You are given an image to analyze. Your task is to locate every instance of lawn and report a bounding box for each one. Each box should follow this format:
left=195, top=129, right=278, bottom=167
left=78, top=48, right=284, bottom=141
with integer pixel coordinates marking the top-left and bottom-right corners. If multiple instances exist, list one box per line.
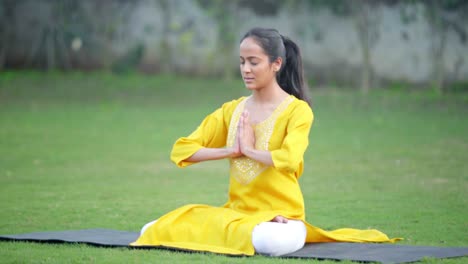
left=0, top=72, right=467, bottom=263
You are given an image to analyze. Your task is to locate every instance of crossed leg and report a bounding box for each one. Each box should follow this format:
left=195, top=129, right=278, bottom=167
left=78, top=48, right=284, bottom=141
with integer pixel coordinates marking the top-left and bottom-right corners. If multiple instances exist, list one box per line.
left=251, top=219, right=307, bottom=256
left=139, top=218, right=306, bottom=256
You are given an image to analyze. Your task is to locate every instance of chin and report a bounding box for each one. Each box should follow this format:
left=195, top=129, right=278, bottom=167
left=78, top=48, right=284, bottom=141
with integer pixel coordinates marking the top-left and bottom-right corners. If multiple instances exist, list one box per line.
left=244, top=83, right=257, bottom=90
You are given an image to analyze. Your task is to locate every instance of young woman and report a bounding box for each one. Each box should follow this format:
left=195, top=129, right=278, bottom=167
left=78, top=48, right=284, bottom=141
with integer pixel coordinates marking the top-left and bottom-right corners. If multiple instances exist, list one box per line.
left=131, top=28, right=397, bottom=256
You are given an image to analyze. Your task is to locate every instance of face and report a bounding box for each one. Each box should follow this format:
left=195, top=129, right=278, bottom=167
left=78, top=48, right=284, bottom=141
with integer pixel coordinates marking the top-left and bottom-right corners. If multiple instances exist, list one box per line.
left=239, top=37, right=282, bottom=91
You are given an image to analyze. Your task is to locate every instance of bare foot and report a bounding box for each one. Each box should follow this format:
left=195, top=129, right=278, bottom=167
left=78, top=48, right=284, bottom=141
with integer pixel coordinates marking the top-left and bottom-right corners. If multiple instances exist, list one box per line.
left=271, top=215, right=288, bottom=223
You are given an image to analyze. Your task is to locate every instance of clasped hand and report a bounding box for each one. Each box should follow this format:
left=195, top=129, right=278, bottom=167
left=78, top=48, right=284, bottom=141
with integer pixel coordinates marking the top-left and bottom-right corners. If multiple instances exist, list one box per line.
left=230, top=110, right=255, bottom=158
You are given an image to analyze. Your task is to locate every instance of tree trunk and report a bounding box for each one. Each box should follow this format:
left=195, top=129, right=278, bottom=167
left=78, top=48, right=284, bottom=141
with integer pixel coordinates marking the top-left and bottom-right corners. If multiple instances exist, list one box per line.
left=218, top=1, right=236, bottom=81
left=0, top=17, right=6, bottom=70
left=46, top=27, right=56, bottom=71
left=0, top=31, right=6, bottom=70
left=361, top=27, right=371, bottom=94
left=0, top=0, right=17, bottom=70
left=354, top=0, right=372, bottom=94
left=57, top=30, right=71, bottom=70
left=159, top=0, right=173, bottom=73
left=428, top=0, right=446, bottom=94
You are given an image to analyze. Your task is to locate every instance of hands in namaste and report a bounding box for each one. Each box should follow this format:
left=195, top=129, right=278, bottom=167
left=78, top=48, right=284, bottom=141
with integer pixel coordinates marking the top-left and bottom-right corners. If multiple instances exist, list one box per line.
left=230, top=110, right=255, bottom=158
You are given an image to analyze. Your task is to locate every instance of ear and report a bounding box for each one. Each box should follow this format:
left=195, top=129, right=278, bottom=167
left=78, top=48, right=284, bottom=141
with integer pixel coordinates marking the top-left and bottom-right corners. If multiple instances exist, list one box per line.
left=272, top=57, right=282, bottom=72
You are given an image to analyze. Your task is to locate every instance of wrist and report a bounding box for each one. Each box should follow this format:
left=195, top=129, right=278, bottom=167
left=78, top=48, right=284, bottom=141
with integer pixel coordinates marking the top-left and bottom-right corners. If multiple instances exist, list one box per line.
left=242, top=146, right=255, bottom=158
left=227, top=146, right=241, bottom=158
left=227, top=147, right=236, bottom=157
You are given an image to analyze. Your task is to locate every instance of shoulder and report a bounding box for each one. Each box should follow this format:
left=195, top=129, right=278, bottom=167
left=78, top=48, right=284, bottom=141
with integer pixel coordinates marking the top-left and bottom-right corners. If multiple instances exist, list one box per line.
left=287, top=97, right=313, bottom=120
left=205, top=97, right=246, bottom=124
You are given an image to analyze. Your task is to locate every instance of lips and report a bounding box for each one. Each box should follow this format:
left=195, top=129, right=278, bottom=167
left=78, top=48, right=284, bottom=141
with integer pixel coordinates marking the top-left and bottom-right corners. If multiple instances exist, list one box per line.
left=243, top=77, right=254, bottom=83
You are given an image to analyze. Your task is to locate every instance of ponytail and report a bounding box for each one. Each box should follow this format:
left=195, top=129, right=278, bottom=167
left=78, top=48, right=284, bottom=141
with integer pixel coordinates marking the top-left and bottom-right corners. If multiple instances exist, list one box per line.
left=278, top=35, right=311, bottom=105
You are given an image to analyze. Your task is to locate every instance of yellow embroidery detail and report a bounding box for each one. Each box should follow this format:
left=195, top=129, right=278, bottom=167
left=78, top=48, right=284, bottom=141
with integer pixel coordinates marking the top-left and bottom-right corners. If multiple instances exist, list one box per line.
left=227, top=96, right=294, bottom=185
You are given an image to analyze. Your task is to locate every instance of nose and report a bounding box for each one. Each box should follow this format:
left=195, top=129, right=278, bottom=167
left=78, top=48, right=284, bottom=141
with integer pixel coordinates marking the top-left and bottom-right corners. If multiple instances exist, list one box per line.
left=241, top=63, right=251, bottom=73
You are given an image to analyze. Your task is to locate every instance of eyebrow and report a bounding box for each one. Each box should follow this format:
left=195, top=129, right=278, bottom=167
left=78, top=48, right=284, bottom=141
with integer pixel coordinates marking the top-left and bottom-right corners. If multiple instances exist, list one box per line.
left=239, top=56, right=260, bottom=60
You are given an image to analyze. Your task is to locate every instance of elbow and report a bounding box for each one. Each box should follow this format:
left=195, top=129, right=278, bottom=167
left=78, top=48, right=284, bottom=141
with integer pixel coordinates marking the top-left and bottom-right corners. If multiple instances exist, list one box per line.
left=170, top=149, right=184, bottom=167
left=170, top=140, right=203, bottom=168
left=171, top=155, right=196, bottom=168
left=272, top=155, right=300, bottom=173
left=170, top=153, right=185, bottom=168
left=277, top=162, right=299, bottom=173
left=170, top=147, right=196, bottom=168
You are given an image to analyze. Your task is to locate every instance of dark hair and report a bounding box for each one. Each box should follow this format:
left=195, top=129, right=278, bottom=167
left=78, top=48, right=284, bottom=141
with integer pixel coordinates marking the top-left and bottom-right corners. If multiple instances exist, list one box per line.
left=241, top=27, right=311, bottom=105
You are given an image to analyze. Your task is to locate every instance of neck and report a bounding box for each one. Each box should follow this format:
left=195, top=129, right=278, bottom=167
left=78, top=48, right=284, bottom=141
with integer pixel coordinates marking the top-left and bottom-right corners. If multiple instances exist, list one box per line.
left=251, top=81, right=288, bottom=105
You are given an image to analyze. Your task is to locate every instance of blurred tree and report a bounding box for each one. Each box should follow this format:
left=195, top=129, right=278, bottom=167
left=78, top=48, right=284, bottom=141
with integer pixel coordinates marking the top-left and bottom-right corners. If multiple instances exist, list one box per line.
left=427, top=0, right=448, bottom=94
left=1, top=0, right=466, bottom=88
left=3, top=0, right=139, bottom=71
left=305, top=0, right=380, bottom=93
left=156, top=0, right=195, bottom=74
left=0, top=0, right=17, bottom=70
left=237, top=0, right=283, bottom=16
left=157, top=0, right=173, bottom=73
left=111, top=43, right=144, bottom=74
left=424, top=0, right=468, bottom=93
left=197, top=0, right=239, bottom=80
left=78, top=0, right=139, bottom=70
left=22, top=0, right=84, bottom=70
left=352, top=0, right=380, bottom=94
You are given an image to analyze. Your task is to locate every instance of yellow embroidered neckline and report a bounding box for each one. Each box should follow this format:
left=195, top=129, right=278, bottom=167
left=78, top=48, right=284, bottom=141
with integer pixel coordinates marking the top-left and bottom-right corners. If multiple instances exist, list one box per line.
left=226, top=95, right=294, bottom=185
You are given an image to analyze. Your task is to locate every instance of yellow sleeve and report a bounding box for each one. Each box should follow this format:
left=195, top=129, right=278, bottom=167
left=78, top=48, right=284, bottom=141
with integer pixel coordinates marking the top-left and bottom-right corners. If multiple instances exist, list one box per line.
left=271, top=101, right=313, bottom=173
left=170, top=101, right=236, bottom=168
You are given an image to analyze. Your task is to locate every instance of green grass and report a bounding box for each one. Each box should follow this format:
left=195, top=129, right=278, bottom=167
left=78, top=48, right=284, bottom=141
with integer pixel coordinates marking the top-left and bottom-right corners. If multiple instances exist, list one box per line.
left=0, top=71, right=467, bottom=263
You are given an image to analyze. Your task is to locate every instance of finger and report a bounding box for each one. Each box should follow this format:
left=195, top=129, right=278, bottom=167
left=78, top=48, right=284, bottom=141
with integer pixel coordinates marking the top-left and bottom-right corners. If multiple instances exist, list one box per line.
left=239, top=115, right=244, bottom=131
left=238, top=117, right=244, bottom=147
left=243, top=112, right=249, bottom=125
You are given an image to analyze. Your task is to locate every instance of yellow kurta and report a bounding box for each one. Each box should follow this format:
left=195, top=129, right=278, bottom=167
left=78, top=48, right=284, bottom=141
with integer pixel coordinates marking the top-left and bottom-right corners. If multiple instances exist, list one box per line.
left=131, top=95, right=399, bottom=255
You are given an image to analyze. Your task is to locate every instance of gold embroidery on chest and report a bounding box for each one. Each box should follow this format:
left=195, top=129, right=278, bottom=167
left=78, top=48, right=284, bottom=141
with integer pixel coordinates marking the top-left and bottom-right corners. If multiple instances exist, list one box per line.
left=226, top=96, right=294, bottom=185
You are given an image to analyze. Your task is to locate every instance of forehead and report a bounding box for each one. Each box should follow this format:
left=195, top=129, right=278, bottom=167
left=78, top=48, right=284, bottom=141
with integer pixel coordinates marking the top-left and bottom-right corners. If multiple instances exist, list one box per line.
left=240, top=37, right=267, bottom=58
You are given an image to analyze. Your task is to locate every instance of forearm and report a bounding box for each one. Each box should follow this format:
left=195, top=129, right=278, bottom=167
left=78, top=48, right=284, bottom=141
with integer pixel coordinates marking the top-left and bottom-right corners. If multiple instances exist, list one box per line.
left=242, top=148, right=274, bottom=166
left=185, top=147, right=235, bottom=162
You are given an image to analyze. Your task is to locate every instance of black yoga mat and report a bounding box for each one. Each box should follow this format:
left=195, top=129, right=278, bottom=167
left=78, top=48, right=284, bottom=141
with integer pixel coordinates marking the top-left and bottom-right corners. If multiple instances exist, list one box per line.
left=1, top=229, right=467, bottom=263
